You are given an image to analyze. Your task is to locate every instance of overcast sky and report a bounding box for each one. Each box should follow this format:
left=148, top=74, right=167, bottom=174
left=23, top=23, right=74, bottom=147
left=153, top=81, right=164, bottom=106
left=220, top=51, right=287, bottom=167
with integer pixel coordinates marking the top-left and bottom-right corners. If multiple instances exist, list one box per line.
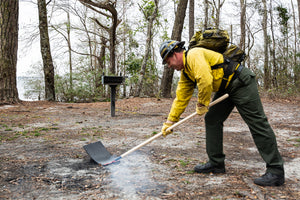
left=18, top=1, right=40, bottom=77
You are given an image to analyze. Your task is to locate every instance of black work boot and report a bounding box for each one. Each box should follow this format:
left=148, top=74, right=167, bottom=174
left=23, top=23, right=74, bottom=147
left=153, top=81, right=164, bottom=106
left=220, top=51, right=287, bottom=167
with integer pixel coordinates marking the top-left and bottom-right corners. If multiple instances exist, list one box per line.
left=254, top=172, right=285, bottom=186
left=194, top=162, right=225, bottom=174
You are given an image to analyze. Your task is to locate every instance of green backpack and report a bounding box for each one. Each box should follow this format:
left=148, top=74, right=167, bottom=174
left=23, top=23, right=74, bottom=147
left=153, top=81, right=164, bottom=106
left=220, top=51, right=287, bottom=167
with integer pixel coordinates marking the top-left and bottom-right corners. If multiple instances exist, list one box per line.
left=186, top=28, right=246, bottom=90
left=188, top=28, right=229, bottom=53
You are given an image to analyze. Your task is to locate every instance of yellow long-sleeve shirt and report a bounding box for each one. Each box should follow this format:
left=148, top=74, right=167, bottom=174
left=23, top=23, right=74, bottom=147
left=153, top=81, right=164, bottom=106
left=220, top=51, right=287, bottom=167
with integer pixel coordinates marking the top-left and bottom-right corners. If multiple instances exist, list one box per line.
left=167, top=47, right=234, bottom=122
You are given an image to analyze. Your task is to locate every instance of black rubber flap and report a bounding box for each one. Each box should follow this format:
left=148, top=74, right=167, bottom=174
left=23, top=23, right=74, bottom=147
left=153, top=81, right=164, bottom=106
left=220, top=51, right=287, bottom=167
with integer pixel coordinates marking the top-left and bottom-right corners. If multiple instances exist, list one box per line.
left=83, top=141, right=115, bottom=165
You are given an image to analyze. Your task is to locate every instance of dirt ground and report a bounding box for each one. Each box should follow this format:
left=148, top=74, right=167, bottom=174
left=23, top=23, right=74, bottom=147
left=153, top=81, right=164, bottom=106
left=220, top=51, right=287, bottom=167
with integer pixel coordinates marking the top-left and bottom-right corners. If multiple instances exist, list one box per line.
left=0, top=96, right=299, bottom=200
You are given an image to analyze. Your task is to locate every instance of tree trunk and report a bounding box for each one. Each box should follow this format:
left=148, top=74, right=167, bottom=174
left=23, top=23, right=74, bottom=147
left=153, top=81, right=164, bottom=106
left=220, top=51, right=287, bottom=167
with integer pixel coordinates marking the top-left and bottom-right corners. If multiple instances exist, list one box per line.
left=66, top=10, right=73, bottom=101
left=269, top=0, right=277, bottom=88
left=96, top=37, right=107, bottom=88
left=0, top=0, right=19, bottom=103
left=298, top=0, right=300, bottom=31
left=212, top=0, right=225, bottom=28
left=135, top=0, right=158, bottom=97
left=291, top=0, right=299, bottom=89
left=262, top=0, right=270, bottom=89
left=276, top=5, right=290, bottom=88
left=204, top=0, right=209, bottom=29
left=189, top=0, right=194, bottom=40
left=160, top=0, right=188, bottom=98
left=239, top=0, right=246, bottom=51
left=37, top=0, right=55, bottom=101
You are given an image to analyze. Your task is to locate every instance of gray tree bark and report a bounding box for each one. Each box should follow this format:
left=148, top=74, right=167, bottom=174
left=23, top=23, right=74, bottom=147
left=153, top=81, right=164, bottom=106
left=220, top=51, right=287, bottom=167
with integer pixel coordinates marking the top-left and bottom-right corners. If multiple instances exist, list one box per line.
left=0, top=0, right=19, bottom=103
left=204, top=0, right=209, bottom=29
left=298, top=0, right=300, bottom=31
left=269, top=0, right=277, bottom=88
left=189, top=0, right=194, bottom=40
left=239, top=0, right=246, bottom=51
left=262, top=0, right=270, bottom=89
left=37, top=0, right=56, bottom=101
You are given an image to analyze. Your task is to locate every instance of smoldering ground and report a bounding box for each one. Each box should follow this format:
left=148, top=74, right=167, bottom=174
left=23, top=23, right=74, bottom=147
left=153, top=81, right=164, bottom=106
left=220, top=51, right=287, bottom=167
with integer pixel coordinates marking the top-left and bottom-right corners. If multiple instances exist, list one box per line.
left=106, top=151, right=171, bottom=199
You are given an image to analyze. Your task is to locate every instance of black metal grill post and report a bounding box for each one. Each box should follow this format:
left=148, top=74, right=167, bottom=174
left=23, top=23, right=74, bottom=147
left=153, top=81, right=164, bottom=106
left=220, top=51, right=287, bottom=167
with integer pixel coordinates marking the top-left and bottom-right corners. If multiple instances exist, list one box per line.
left=110, top=85, right=117, bottom=117
left=102, top=75, right=125, bottom=117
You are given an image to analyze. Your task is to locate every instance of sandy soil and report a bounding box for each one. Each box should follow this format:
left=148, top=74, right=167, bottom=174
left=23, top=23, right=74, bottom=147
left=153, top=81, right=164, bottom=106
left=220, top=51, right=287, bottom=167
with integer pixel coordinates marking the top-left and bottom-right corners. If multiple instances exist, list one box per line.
left=0, top=97, right=299, bottom=199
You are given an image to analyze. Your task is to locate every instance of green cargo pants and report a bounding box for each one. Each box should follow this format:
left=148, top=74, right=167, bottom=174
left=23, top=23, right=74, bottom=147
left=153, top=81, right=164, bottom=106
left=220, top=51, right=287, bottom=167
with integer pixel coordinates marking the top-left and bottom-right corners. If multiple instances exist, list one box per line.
left=204, top=67, right=284, bottom=175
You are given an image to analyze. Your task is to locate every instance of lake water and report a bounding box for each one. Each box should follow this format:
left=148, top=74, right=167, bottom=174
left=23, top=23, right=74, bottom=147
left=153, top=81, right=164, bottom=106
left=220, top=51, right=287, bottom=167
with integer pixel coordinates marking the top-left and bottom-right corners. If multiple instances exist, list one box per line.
left=17, top=76, right=43, bottom=101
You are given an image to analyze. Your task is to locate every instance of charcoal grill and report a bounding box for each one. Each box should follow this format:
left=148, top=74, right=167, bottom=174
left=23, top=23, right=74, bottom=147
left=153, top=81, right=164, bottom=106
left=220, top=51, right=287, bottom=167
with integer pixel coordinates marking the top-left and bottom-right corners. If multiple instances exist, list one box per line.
left=102, top=75, right=125, bottom=117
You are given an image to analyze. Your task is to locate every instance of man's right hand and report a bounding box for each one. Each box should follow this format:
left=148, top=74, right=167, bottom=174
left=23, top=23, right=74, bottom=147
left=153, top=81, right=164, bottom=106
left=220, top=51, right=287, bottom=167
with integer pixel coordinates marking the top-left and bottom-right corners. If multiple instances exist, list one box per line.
left=161, top=122, right=174, bottom=137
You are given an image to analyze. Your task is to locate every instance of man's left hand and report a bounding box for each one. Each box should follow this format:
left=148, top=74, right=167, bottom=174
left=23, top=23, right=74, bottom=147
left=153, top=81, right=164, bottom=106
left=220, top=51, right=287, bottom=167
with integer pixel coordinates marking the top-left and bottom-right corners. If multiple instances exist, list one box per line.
left=161, top=121, right=174, bottom=137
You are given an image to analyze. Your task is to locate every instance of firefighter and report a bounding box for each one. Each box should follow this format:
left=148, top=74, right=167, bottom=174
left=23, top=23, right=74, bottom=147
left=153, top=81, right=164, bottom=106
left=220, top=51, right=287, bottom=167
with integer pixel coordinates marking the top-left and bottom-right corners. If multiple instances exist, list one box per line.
left=159, top=40, right=284, bottom=186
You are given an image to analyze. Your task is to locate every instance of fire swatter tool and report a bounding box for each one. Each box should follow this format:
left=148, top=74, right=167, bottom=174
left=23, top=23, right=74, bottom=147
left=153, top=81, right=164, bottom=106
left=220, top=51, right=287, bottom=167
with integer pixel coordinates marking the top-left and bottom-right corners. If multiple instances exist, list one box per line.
left=83, top=94, right=229, bottom=166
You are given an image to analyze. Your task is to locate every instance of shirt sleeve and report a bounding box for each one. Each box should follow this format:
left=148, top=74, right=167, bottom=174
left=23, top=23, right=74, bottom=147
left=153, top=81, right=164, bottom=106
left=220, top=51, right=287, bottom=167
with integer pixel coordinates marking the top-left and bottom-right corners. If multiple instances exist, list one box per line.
left=167, top=72, right=195, bottom=122
left=187, top=49, right=214, bottom=107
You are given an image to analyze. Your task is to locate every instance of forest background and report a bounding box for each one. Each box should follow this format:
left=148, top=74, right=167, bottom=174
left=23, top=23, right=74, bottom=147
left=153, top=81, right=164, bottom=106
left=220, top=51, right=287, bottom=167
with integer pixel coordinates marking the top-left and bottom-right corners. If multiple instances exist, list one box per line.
left=1, top=0, right=300, bottom=103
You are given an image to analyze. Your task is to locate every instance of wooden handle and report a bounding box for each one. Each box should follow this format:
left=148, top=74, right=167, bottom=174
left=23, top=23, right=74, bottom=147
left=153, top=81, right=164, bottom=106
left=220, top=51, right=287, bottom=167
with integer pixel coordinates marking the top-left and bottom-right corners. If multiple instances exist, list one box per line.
left=208, top=93, right=229, bottom=107
left=120, top=93, right=229, bottom=158
left=166, top=93, right=229, bottom=131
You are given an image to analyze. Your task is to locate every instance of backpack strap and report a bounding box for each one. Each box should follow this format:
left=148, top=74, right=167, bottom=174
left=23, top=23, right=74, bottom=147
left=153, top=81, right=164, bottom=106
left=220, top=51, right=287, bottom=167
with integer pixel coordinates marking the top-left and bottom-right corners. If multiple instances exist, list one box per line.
left=211, top=57, right=230, bottom=70
left=211, top=56, right=239, bottom=91
left=218, top=60, right=236, bottom=91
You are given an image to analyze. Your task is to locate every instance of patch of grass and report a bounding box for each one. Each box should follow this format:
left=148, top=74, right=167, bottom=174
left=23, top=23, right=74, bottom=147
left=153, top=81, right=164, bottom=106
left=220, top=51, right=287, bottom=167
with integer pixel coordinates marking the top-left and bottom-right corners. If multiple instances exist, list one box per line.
left=81, top=133, right=90, bottom=137
left=0, top=132, right=20, bottom=142
left=7, top=135, right=19, bottom=141
left=34, top=132, right=41, bottom=137
left=186, top=170, right=194, bottom=174
left=1, top=124, right=8, bottom=128
left=287, top=138, right=300, bottom=146
left=32, top=126, right=60, bottom=133
left=179, top=160, right=189, bottom=167
left=152, top=131, right=158, bottom=135
left=39, top=127, right=49, bottom=131
left=183, top=180, right=191, bottom=184
left=0, top=126, right=53, bottom=142
left=20, top=131, right=29, bottom=136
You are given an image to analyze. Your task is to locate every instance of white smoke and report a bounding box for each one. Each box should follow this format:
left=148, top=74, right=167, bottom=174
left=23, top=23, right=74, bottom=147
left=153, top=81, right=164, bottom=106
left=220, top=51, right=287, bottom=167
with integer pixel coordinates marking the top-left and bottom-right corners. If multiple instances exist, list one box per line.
left=107, top=151, right=158, bottom=199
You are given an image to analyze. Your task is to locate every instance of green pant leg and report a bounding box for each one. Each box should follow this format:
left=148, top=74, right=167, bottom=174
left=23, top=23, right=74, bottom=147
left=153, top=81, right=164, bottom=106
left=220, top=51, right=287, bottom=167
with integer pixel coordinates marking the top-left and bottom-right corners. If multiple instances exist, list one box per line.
left=229, top=68, right=284, bottom=175
left=204, top=93, right=234, bottom=166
